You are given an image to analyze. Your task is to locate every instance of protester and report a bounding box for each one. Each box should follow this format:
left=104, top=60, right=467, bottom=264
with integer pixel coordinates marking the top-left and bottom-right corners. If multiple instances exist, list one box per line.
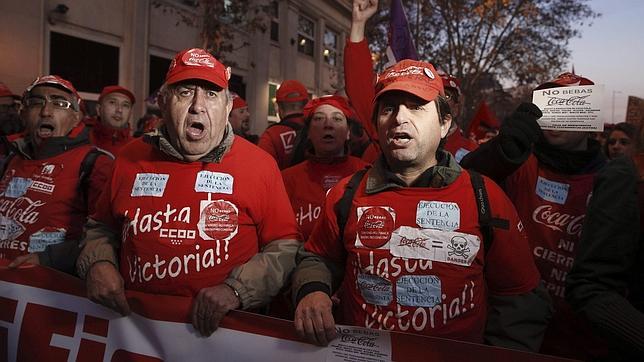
left=89, top=85, right=135, bottom=156
left=75, top=48, right=300, bottom=337
left=439, top=72, right=478, bottom=162
left=282, top=95, right=368, bottom=240
left=566, top=156, right=643, bottom=360
left=292, top=3, right=551, bottom=350
left=229, top=93, right=258, bottom=144
left=258, top=79, right=308, bottom=169
left=0, top=82, right=22, bottom=137
left=1, top=75, right=113, bottom=274
left=461, top=72, right=608, bottom=359
left=605, top=122, right=637, bottom=159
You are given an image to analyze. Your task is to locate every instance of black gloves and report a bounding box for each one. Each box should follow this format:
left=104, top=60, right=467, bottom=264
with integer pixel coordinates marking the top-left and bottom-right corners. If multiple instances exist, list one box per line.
left=499, top=102, right=543, bottom=159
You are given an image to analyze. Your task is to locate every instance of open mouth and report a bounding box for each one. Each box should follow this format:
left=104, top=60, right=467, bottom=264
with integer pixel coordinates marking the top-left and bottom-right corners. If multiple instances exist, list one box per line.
left=186, top=121, right=206, bottom=141
left=389, top=131, right=412, bottom=145
left=37, top=123, right=55, bottom=138
left=322, top=134, right=335, bottom=141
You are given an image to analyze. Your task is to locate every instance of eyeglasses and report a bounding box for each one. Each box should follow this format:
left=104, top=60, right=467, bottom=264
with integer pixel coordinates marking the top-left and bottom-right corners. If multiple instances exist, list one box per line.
left=24, top=95, right=76, bottom=110
left=607, top=138, right=631, bottom=146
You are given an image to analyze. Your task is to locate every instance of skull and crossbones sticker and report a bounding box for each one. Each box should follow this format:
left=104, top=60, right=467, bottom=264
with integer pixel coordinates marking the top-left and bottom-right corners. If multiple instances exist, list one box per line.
left=448, top=236, right=470, bottom=258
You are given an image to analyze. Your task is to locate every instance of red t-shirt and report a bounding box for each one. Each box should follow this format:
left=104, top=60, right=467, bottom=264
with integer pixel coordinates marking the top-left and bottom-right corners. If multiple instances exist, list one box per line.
left=444, top=130, right=478, bottom=163
left=282, top=156, right=368, bottom=240
left=93, top=137, right=300, bottom=297
left=257, top=116, right=305, bottom=170
left=0, top=144, right=111, bottom=260
left=304, top=170, right=539, bottom=342
left=89, top=120, right=133, bottom=157
left=505, top=154, right=605, bottom=358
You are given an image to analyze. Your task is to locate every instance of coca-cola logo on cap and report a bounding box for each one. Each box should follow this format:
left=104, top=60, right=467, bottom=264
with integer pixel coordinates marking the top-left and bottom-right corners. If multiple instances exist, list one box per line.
left=182, top=48, right=215, bottom=68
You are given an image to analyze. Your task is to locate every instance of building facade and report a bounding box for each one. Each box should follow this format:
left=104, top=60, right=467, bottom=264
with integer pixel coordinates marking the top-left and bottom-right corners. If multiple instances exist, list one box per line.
left=0, top=0, right=352, bottom=134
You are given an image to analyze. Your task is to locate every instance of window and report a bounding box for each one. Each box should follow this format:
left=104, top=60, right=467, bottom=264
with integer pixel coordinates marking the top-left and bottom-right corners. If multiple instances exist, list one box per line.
left=49, top=32, right=119, bottom=94
left=323, top=28, right=339, bottom=66
left=297, top=15, right=315, bottom=57
left=270, top=1, right=279, bottom=42
left=268, top=82, right=278, bottom=119
left=149, top=55, right=172, bottom=96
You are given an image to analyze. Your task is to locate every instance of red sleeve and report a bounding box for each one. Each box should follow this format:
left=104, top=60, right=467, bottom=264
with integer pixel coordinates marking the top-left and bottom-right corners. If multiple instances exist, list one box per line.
left=303, top=178, right=348, bottom=263
left=87, top=154, right=113, bottom=217
left=344, top=39, right=378, bottom=143
left=483, top=177, right=541, bottom=295
left=257, top=129, right=278, bottom=160
left=89, top=159, right=119, bottom=231
left=256, top=161, right=301, bottom=246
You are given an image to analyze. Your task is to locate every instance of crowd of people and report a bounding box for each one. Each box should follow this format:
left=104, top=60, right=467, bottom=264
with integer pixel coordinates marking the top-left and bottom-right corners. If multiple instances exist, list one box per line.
left=0, top=0, right=642, bottom=360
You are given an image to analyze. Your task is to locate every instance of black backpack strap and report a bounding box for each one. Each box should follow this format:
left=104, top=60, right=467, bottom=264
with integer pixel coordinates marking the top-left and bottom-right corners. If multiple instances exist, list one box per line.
left=0, top=152, right=16, bottom=178
left=78, top=148, right=109, bottom=205
left=334, top=167, right=370, bottom=241
left=468, top=170, right=509, bottom=253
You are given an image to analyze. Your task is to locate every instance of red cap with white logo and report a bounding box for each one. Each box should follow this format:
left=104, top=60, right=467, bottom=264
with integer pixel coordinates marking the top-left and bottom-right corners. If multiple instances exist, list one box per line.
left=165, top=48, right=230, bottom=89
left=25, top=75, right=81, bottom=106
left=534, top=72, right=594, bottom=90
left=374, top=60, right=445, bottom=103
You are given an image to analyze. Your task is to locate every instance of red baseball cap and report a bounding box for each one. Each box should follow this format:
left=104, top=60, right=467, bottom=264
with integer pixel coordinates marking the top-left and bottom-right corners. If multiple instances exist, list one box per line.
left=374, top=60, right=444, bottom=103
left=303, top=95, right=355, bottom=121
left=25, top=75, right=81, bottom=108
left=0, top=82, right=18, bottom=98
left=231, top=93, right=247, bottom=110
left=165, top=48, right=230, bottom=89
left=99, top=85, right=136, bottom=104
left=534, top=72, right=594, bottom=90
left=438, top=71, right=461, bottom=96
left=276, top=80, right=308, bottom=102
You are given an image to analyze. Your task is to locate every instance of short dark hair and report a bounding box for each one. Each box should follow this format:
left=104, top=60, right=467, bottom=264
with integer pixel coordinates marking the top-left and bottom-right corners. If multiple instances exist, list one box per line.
left=277, top=100, right=307, bottom=114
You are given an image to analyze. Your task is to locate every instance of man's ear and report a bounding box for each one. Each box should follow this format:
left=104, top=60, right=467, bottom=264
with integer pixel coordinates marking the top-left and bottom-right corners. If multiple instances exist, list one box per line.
left=95, top=103, right=102, bottom=117
left=441, top=114, right=452, bottom=138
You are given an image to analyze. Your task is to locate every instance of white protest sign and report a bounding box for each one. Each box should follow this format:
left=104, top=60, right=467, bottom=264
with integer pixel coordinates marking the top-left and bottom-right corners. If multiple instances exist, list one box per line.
left=532, top=84, right=604, bottom=131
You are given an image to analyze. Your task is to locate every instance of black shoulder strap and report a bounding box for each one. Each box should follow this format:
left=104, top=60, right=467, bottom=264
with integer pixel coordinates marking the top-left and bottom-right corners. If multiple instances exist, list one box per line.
left=335, top=167, right=370, bottom=241
left=0, top=152, right=16, bottom=178
left=78, top=148, right=107, bottom=205
left=468, top=170, right=509, bottom=253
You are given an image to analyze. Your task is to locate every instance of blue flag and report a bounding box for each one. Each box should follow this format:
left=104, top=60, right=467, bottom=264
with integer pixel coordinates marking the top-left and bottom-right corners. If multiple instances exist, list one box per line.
left=388, top=0, right=419, bottom=62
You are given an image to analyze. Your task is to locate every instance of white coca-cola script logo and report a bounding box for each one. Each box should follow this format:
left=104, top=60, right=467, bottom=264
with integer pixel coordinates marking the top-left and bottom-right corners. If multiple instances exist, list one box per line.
left=0, top=196, right=46, bottom=227
left=531, top=205, right=584, bottom=237
left=183, top=50, right=215, bottom=68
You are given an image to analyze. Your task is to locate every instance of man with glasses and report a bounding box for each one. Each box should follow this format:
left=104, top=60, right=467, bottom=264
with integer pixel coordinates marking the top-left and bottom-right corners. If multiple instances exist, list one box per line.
left=75, top=48, right=300, bottom=337
left=1, top=75, right=113, bottom=273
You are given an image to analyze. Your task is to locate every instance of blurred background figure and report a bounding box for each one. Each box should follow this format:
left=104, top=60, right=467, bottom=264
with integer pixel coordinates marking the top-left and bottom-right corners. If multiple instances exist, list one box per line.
left=605, top=122, right=637, bottom=160
left=0, top=82, right=23, bottom=137
left=229, top=92, right=258, bottom=144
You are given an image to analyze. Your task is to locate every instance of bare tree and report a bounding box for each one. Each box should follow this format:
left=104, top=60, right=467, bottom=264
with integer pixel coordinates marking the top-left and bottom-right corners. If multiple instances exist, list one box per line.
left=364, top=0, right=599, bottom=126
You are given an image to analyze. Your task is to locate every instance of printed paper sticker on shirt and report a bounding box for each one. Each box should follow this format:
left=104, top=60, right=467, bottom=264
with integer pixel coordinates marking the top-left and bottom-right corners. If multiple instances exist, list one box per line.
left=5, top=177, right=32, bottom=198
left=195, top=171, right=234, bottom=194
left=454, top=148, right=470, bottom=163
left=357, top=273, right=393, bottom=306
left=131, top=173, right=169, bottom=197
left=28, top=227, right=66, bottom=253
left=416, top=201, right=460, bottom=231
left=535, top=176, right=569, bottom=204
left=198, top=199, right=239, bottom=242
left=389, top=226, right=480, bottom=267
left=0, top=215, right=26, bottom=242
left=355, top=206, right=396, bottom=249
left=396, top=275, right=442, bottom=307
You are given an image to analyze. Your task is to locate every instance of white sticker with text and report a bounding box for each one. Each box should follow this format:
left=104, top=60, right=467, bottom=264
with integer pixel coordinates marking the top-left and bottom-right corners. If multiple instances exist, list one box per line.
left=389, top=226, right=480, bottom=267
left=416, top=201, right=460, bottom=231
left=5, top=177, right=32, bottom=198
left=195, top=171, right=234, bottom=194
left=532, top=84, right=604, bottom=131
left=131, top=173, right=169, bottom=197
left=535, top=176, right=569, bottom=205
